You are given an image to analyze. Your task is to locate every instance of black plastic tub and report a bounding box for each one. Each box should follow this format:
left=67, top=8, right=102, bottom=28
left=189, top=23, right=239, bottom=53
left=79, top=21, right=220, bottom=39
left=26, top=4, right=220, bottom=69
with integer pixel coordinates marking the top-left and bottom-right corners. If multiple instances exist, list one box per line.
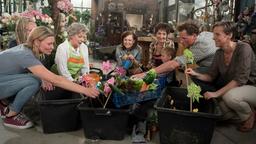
left=78, top=98, right=130, bottom=140
left=38, top=88, right=84, bottom=134
left=155, top=87, right=222, bottom=144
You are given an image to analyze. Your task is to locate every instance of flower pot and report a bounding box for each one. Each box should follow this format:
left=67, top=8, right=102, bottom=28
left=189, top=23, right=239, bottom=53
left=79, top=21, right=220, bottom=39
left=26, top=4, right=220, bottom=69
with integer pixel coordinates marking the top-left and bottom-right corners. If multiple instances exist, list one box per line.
left=154, top=87, right=222, bottom=144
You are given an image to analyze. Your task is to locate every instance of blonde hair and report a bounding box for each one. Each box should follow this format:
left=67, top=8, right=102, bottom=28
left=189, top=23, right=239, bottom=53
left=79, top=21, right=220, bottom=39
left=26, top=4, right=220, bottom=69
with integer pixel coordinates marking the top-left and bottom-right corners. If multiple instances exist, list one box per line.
left=25, top=26, right=54, bottom=58
left=161, top=46, right=176, bottom=60
left=54, top=13, right=66, bottom=36
left=15, top=17, right=36, bottom=44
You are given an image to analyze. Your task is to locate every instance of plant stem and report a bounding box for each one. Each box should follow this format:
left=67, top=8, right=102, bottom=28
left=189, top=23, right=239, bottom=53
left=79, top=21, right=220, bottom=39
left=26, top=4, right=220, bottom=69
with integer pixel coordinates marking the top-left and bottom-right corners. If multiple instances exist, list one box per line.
left=185, top=63, right=192, bottom=112
left=103, top=91, right=112, bottom=108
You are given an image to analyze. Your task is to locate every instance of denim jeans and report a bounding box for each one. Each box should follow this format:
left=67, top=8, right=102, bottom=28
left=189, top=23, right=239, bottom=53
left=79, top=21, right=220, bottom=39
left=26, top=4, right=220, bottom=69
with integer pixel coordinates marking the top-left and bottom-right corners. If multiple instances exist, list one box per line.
left=0, top=74, right=41, bottom=113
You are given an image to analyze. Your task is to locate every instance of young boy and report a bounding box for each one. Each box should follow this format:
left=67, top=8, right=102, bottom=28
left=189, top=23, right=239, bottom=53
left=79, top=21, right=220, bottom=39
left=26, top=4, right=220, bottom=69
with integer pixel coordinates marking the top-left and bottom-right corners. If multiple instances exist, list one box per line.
left=158, top=46, right=178, bottom=89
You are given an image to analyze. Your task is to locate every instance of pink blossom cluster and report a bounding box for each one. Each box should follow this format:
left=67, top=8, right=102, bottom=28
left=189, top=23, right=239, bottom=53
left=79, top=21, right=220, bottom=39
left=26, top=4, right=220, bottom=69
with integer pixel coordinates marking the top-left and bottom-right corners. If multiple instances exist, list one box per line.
left=0, top=12, right=20, bottom=30
left=104, top=77, right=115, bottom=96
left=114, top=67, right=126, bottom=77
left=57, top=0, right=73, bottom=14
left=20, top=10, right=53, bottom=26
left=101, top=60, right=112, bottom=75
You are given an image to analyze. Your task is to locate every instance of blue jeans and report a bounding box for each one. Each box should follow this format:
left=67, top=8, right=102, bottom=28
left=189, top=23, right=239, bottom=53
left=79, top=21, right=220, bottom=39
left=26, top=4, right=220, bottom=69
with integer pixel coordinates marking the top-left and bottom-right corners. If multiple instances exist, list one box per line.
left=0, top=74, right=41, bottom=113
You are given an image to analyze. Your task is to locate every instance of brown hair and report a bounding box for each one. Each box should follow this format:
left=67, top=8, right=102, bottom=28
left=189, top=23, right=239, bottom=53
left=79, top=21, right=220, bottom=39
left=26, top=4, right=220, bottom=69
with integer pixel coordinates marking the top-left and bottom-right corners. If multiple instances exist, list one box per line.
left=212, top=21, right=237, bottom=40
left=154, top=22, right=173, bottom=35
left=121, top=31, right=138, bottom=50
left=177, top=21, right=199, bottom=35
left=25, top=26, right=54, bottom=58
left=54, top=13, right=66, bottom=37
left=15, top=17, right=36, bottom=44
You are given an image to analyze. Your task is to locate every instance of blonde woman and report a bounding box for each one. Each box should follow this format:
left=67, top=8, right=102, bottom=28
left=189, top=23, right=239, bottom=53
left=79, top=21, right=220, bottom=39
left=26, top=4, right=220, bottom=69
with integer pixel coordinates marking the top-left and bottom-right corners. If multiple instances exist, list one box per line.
left=8, top=17, right=37, bottom=48
left=0, top=26, right=99, bottom=129
left=55, top=13, right=67, bottom=46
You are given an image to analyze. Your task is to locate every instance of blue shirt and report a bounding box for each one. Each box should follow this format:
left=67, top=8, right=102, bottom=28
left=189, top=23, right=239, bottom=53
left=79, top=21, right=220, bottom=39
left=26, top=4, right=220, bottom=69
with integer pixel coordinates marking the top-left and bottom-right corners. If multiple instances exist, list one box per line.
left=115, top=44, right=142, bottom=66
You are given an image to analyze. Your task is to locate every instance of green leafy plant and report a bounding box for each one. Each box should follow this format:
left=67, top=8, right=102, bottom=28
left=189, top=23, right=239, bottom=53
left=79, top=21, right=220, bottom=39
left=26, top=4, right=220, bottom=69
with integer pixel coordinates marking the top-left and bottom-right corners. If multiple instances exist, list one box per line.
left=41, top=6, right=52, bottom=17
left=183, top=48, right=203, bottom=112
left=187, top=82, right=203, bottom=103
left=143, top=69, right=157, bottom=85
left=74, top=10, right=81, bottom=21
left=183, top=49, right=194, bottom=64
left=81, top=10, right=91, bottom=25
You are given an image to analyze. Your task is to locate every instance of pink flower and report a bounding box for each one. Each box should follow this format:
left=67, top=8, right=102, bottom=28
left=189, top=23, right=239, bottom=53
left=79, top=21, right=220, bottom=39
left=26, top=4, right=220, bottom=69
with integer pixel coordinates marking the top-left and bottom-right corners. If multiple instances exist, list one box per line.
left=114, top=67, right=126, bottom=77
left=103, top=83, right=111, bottom=96
left=82, top=75, right=94, bottom=87
left=20, top=10, right=53, bottom=26
left=101, top=60, right=112, bottom=74
left=103, top=77, right=115, bottom=96
left=57, top=0, right=73, bottom=14
left=106, top=77, right=115, bottom=85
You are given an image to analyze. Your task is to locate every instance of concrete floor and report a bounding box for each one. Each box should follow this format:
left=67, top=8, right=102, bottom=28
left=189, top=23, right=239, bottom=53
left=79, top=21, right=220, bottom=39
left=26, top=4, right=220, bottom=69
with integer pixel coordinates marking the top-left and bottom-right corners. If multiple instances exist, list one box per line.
left=0, top=58, right=256, bottom=144
left=0, top=114, right=256, bottom=144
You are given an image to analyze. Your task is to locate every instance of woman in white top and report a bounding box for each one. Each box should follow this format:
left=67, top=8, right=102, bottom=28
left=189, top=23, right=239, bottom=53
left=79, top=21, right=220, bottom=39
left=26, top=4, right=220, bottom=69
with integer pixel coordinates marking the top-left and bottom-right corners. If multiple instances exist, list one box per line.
left=54, top=23, right=90, bottom=81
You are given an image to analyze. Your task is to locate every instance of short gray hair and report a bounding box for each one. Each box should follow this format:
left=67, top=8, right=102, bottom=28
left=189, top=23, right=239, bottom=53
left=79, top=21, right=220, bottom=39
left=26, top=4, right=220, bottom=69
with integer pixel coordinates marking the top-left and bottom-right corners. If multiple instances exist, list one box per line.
left=67, top=23, right=88, bottom=38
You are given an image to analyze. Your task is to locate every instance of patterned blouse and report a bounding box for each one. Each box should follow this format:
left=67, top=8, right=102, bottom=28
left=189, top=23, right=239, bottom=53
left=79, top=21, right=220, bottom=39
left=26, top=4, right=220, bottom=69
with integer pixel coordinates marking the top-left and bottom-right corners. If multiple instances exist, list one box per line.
left=147, top=40, right=175, bottom=69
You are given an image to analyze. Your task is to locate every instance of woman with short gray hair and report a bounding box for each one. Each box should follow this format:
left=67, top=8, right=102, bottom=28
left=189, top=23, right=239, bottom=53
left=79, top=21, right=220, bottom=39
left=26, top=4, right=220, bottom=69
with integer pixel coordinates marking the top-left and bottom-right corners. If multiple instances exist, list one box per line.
left=67, top=23, right=89, bottom=39
left=54, top=23, right=90, bottom=81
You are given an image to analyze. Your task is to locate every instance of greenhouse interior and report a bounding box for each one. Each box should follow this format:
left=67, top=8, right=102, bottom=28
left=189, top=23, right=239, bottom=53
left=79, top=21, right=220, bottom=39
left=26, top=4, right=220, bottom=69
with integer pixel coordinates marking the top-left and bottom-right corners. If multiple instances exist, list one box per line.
left=0, top=0, right=256, bottom=144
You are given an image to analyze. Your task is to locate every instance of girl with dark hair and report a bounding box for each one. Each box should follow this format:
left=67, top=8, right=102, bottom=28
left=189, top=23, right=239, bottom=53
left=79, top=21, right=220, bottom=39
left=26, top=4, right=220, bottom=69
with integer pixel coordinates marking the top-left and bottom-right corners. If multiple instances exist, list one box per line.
left=147, top=22, right=175, bottom=69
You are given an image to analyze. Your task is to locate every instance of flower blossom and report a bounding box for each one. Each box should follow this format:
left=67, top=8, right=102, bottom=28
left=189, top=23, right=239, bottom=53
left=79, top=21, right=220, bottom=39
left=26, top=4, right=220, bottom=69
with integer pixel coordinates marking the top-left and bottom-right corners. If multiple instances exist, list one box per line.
left=57, top=0, right=73, bottom=14
left=101, top=60, right=112, bottom=75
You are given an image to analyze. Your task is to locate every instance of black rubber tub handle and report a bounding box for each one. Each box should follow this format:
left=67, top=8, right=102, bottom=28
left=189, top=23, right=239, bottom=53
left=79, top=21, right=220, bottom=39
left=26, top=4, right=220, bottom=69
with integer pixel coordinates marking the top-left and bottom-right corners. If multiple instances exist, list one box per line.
left=95, top=110, right=112, bottom=116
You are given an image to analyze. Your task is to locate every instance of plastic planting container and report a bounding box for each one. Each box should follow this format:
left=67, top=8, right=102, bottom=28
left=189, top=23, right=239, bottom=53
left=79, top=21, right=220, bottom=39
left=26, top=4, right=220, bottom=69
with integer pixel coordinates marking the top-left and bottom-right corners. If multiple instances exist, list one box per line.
left=38, top=88, right=83, bottom=134
left=155, top=87, right=222, bottom=144
left=78, top=99, right=130, bottom=140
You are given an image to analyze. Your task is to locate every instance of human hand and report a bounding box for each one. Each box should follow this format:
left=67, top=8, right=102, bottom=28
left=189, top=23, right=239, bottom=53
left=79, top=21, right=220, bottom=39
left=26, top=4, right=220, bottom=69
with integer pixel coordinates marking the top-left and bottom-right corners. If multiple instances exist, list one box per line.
left=204, top=91, right=219, bottom=100
left=131, top=72, right=145, bottom=79
left=185, top=68, right=197, bottom=76
left=83, top=87, right=100, bottom=98
left=122, top=54, right=128, bottom=60
left=41, top=80, right=54, bottom=91
left=128, top=54, right=135, bottom=60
